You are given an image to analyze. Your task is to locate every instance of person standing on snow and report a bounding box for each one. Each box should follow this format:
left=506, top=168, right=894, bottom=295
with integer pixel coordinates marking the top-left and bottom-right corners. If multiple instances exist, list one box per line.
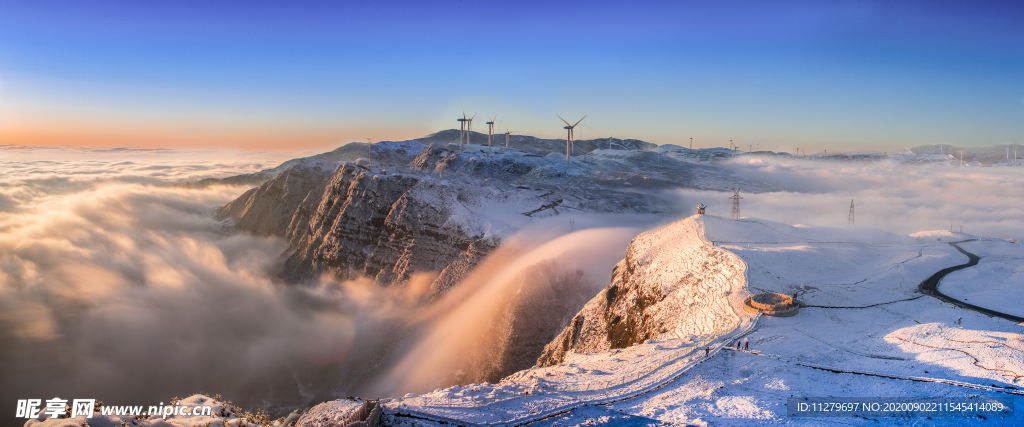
left=705, top=347, right=710, bottom=357
left=745, top=340, right=749, bottom=350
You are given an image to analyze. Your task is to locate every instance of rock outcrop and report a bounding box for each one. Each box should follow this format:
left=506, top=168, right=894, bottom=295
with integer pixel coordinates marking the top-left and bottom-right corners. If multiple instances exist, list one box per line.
left=536, top=215, right=749, bottom=366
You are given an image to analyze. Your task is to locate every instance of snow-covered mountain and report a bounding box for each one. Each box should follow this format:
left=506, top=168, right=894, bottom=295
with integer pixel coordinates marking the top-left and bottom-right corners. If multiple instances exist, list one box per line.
left=216, top=135, right=772, bottom=291
left=536, top=215, right=752, bottom=366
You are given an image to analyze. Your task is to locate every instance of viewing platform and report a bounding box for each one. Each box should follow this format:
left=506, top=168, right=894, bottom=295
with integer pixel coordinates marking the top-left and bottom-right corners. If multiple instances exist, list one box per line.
left=743, top=292, right=800, bottom=317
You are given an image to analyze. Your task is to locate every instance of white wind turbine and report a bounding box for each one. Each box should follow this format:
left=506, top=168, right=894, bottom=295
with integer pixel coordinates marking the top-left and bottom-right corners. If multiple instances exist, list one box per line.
left=504, top=125, right=513, bottom=148
left=466, top=113, right=477, bottom=147
left=558, top=115, right=586, bottom=166
left=486, top=114, right=497, bottom=155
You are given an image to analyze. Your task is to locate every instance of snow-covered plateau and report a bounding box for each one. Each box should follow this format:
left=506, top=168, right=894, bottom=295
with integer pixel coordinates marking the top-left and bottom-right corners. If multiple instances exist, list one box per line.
left=372, top=216, right=1024, bottom=426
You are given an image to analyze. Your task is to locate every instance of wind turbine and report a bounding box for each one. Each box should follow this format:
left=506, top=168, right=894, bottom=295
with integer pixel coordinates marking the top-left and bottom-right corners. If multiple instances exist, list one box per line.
left=457, top=103, right=469, bottom=150
left=466, top=113, right=477, bottom=147
left=504, top=125, right=513, bottom=148
left=558, top=114, right=587, bottom=166
left=486, top=114, right=497, bottom=155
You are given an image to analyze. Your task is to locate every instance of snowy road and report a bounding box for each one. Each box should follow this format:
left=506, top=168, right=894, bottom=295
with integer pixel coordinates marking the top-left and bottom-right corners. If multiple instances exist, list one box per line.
left=919, top=241, right=1024, bottom=324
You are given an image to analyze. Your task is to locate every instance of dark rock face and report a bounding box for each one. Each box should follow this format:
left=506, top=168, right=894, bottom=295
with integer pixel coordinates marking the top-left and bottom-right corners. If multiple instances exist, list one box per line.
left=535, top=257, right=667, bottom=367
left=216, top=162, right=336, bottom=242
left=218, top=163, right=501, bottom=294
left=284, top=164, right=499, bottom=292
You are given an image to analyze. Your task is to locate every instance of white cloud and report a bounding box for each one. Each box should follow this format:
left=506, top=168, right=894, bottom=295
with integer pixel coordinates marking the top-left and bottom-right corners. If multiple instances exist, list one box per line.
left=669, top=157, right=1024, bottom=240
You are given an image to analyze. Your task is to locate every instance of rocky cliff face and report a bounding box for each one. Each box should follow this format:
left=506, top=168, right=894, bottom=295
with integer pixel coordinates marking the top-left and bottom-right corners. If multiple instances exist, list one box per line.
left=218, top=162, right=496, bottom=293
left=216, top=140, right=665, bottom=294
left=280, top=163, right=506, bottom=292
left=536, top=216, right=749, bottom=366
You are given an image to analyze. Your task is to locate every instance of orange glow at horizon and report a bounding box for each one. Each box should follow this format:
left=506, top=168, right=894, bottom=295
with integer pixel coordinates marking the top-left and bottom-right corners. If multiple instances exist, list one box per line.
left=0, top=121, right=428, bottom=151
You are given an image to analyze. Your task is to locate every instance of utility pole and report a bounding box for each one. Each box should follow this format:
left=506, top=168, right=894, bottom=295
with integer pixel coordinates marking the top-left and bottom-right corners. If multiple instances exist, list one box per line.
left=730, top=188, right=743, bottom=220
left=848, top=199, right=855, bottom=226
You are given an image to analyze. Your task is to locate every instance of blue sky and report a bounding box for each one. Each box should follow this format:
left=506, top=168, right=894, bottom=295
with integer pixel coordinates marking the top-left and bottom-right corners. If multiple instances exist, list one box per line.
left=0, top=0, right=1021, bottom=151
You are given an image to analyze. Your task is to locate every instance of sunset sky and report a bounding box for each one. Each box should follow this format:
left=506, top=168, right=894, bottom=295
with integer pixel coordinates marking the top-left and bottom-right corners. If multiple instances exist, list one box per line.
left=0, top=0, right=1021, bottom=152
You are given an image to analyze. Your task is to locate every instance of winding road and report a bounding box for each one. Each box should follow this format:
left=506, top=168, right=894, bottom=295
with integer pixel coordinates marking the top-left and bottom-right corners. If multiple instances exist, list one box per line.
left=918, top=240, right=1024, bottom=323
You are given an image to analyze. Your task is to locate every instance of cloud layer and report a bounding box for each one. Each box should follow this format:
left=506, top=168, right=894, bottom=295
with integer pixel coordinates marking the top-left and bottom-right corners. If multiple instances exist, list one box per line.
left=671, top=157, right=1024, bottom=241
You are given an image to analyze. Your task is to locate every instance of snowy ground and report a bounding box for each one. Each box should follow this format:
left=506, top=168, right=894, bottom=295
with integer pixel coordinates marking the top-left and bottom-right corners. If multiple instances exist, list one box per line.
left=940, top=239, right=1024, bottom=318
left=371, top=215, right=1024, bottom=426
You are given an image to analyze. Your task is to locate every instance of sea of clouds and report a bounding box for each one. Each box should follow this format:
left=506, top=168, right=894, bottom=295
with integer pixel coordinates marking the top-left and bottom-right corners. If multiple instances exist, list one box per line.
left=673, top=155, right=1024, bottom=241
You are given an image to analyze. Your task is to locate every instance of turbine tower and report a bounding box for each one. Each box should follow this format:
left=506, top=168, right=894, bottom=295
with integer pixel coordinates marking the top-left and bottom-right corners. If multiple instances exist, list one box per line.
left=466, top=113, right=477, bottom=147
left=457, top=103, right=469, bottom=150
left=558, top=114, right=587, bottom=166
left=486, top=114, right=497, bottom=155
left=729, top=188, right=743, bottom=219
left=504, top=126, right=513, bottom=148
left=848, top=199, right=855, bottom=226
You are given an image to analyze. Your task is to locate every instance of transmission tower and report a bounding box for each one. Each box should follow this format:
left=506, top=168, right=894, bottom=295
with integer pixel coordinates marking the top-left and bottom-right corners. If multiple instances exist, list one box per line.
left=729, top=188, right=743, bottom=219
left=848, top=199, right=855, bottom=226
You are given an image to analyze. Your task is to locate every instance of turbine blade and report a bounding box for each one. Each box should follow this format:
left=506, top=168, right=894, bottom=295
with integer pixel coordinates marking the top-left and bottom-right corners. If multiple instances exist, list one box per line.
left=461, top=102, right=465, bottom=116
left=573, top=115, right=587, bottom=127
left=557, top=115, right=571, bottom=127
